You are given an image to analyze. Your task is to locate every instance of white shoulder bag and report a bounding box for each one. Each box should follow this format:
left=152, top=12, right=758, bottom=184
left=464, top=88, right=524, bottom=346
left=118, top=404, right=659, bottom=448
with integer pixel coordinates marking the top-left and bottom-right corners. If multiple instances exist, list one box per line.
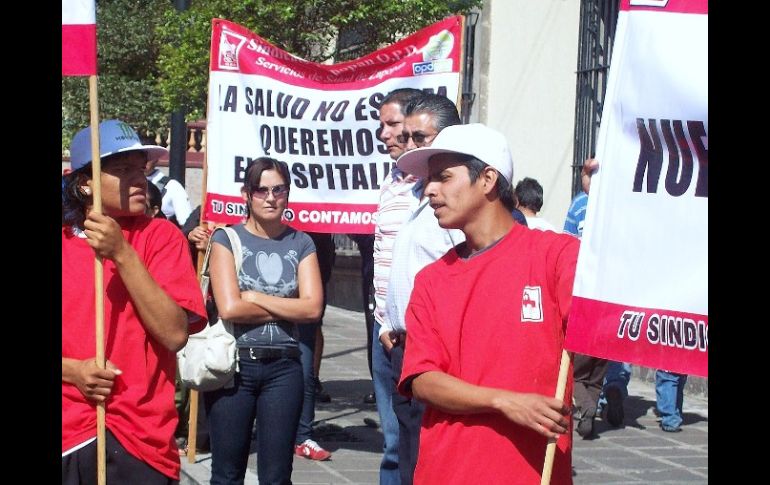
left=177, top=226, right=241, bottom=391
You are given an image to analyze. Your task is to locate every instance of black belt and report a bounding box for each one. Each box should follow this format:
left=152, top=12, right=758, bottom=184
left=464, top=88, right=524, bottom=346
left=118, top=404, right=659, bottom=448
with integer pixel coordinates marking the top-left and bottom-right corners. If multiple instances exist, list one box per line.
left=239, top=347, right=301, bottom=361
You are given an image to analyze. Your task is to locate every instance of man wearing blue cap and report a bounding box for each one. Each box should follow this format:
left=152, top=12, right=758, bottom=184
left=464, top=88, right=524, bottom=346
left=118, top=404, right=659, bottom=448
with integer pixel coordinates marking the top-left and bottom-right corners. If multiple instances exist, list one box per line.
left=61, top=120, right=207, bottom=484
left=396, top=123, right=577, bottom=484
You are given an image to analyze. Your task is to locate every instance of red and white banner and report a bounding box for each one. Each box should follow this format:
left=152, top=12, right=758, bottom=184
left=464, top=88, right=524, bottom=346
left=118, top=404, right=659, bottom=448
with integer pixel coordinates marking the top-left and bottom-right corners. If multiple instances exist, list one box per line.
left=204, top=17, right=463, bottom=233
left=565, top=0, right=708, bottom=377
left=62, top=0, right=96, bottom=76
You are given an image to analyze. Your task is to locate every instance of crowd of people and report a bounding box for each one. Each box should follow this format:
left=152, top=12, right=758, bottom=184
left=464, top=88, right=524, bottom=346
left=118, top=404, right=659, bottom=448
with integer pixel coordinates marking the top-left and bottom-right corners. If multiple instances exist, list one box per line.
left=62, top=89, right=692, bottom=484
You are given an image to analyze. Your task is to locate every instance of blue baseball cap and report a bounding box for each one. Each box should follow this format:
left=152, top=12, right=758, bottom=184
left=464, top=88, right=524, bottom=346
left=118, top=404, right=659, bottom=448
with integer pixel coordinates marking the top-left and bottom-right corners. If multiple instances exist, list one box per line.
left=69, top=119, right=169, bottom=171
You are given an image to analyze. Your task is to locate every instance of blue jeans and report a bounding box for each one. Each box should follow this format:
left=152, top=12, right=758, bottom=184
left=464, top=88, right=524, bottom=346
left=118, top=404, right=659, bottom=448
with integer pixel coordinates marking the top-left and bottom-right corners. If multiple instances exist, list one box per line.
left=598, top=361, right=631, bottom=410
left=205, top=356, right=303, bottom=485
left=656, top=370, right=688, bottom=429
left=373, top=322, right=401, bottom=485
left=295, top=321, right=319, bottom=444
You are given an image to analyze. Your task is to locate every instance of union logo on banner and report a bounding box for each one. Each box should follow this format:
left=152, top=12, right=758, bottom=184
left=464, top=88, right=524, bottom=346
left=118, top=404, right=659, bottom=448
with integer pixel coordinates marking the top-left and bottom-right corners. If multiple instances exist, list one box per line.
left=412, top=30, right=455, bottom=76
left=218, top=28, right=247, bottom=71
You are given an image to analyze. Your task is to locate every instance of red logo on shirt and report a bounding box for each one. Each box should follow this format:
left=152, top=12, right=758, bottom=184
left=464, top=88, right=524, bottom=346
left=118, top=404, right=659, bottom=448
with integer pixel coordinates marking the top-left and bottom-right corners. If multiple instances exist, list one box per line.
left=521, top=286, right=543, bottom=322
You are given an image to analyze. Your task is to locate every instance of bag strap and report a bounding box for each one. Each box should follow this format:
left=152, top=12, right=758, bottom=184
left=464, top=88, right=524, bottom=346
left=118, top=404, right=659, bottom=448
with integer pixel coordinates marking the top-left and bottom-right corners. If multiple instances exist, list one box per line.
left=199, top=226, right=243, bottom=298
left=221, top=226, right=244, bottom=273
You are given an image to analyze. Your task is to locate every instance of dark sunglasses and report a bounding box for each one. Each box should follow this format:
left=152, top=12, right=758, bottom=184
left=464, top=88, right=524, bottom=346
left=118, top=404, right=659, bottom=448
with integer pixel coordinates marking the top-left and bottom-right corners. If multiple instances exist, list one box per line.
left=251, top=184, right=289, bottom=199
left=396, top=132, right=437, bottom=145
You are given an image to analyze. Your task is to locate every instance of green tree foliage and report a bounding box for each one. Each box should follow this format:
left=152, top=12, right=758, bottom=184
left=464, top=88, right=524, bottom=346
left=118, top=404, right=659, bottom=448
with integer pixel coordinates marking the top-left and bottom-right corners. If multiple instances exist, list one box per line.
left=62, top=0, right=173, bottom=150
left=62, top=0, right=482, bottom=151
left=156, top=0, right=481, bottom=120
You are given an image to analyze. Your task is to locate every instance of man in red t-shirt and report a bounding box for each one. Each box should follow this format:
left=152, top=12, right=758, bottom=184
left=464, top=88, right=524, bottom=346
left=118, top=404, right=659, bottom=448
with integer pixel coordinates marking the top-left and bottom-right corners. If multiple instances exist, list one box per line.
left=395, top=123, right=577, bottom=485
left=62, top=120, right=207, bottom=484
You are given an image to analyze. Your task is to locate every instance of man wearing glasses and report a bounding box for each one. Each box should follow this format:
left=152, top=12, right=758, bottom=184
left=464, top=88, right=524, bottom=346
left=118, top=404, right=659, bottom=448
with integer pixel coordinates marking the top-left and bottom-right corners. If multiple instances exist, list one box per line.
left=380, top=92, right=463, bottom=485
left=398, top=94, right=454, bottom=150
left=399, top=97, right=529, bottom=226
left=371, top=87, right=425, bottom=485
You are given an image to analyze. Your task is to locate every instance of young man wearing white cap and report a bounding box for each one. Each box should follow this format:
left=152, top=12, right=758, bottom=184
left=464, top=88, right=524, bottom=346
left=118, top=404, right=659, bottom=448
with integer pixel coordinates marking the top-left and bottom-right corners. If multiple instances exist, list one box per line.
left=396, top=123, right=578, bottom=484
left=62, top=120, right=207, bottom=484
left=381, top=93, right=464, bottom=485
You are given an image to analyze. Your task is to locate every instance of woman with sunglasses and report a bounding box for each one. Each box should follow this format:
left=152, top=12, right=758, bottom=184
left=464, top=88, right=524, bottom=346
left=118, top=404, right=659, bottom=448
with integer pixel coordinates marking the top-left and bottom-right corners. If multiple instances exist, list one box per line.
left=205, top=157, right=324, bottom=485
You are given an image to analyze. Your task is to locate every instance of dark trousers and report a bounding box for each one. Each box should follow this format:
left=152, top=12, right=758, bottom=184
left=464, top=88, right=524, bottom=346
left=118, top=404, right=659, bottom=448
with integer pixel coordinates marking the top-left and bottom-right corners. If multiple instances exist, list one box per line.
left=355, top=234, right=375, bottom=377
left=390, top=341, right=424, bottom=485
left=62, top=430, right=178, bottom=485
left=572, top=354, right=609, bottom=418
left=364, top=291, right=375, bottom=378
left=205, top=357, right=303, bottom=485
left=295, top=321, right=319, bottom=444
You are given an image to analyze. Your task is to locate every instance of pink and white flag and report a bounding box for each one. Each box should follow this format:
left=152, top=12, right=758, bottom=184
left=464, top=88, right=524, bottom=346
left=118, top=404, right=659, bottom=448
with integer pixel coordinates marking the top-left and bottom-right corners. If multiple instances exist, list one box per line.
left=565, top=0, right=708, bottom=377
left=62, top=0, right=96, bottom=76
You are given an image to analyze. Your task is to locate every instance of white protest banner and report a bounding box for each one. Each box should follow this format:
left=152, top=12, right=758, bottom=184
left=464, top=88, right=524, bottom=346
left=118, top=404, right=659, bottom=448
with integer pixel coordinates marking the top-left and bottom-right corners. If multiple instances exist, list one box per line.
left=565, top=0, right=708, bottom=377
left=205, top=17, right=463, bottom=233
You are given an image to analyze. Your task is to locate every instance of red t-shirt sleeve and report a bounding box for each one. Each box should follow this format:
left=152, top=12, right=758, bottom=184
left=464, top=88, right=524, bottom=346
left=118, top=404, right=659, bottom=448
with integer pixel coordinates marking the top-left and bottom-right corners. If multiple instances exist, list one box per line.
left=143, top=219, right=207, bottom=333
left=398, top=269, right=450, bottom=397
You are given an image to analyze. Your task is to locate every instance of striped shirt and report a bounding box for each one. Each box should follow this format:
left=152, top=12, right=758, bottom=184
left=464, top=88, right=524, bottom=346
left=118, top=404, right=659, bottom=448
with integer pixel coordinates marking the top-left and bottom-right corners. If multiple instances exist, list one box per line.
left=373, top=167, right=421, bottom=328
left=563, top=191, right=588, bottom=238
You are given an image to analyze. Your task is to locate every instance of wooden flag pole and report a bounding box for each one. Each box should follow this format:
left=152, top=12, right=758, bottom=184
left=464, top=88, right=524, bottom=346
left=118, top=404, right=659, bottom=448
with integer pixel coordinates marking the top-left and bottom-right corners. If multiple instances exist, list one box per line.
left=186, top=361, right=200, bottom=461
left=540, top=349, right=572, bottom=485
left=87, top=74, right=107, bottom=485
left=187, top=121, right=209, bottom=463
left=186, top=279, right=202, bottom=463
left=456, top=14, right=467, bottom=117
left=186, top=247, right=202, bottom=467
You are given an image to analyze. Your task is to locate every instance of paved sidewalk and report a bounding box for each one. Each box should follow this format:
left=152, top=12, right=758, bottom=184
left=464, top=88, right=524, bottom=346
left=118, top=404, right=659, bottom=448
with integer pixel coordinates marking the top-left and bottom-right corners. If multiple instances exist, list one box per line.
left=181, top=305, right=707, bottom=484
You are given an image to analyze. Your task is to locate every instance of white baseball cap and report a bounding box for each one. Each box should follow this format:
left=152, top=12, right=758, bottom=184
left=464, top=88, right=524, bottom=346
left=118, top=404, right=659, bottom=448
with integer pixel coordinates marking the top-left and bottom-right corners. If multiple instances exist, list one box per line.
left=69, top=119, right=169, bottom=171
left=396, top=123, right=514, bottom=184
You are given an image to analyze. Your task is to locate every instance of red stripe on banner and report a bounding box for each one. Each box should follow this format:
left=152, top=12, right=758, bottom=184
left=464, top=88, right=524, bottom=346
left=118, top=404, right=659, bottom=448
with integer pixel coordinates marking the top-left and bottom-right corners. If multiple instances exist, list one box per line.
left=203, top=192, right=247, bottom=226
left=209, top=16, right=463, bottom=90
left=565, top=297, right=707, bottom=377
left=286, top=202, right=378, bottom=234
left=62, top=24, right=96, bottom=76
left=621, top=0, right=708, bottom=15
left=203, top=193, right=377, bottom=234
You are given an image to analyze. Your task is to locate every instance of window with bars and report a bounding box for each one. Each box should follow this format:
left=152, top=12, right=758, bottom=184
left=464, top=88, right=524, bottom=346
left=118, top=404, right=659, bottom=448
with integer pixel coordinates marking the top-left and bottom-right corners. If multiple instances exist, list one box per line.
left=571, top=0, right=620, bottom=197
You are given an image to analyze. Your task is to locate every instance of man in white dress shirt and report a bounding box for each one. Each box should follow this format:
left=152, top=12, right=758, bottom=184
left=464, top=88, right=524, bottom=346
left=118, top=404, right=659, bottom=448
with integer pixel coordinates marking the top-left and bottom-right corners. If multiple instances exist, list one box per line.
left=371, top=87, right=425, bottom=485
left=144, top=158, right=193, bottom=227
